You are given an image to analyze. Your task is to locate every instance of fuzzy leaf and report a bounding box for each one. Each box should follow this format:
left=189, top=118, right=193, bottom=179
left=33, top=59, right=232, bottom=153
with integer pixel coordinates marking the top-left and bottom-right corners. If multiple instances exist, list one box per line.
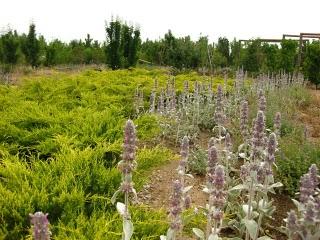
left=166, top=228, right=175, bottom=239
left=192, top=228, right=205, bottom=239
left=239, top=152, right=246, bottom=159
left=160, top=236, right=167, bottom=240
left=123, top=219, right=134, bottom=240
left=292, top=199, right=304, bottom=212
left=116, top=202, right=126, bottom=216
left=242, top=204, right=249, bottom=215
left=203, top=187, right=210, bottom=193
left=208, top=233, right=219, bottom=240
left=268, top=182, right=283, bottom=189
left=185, top=173, right=194, bottom=178
left=111, top=189, right=121, bottom=205
left=257, top=236, right=273, bottom=240
left=243, top=219, right=258, bottom=240
left=183, top=185, right=193, bottom=194
left=229, top=184, right=246, bottom=192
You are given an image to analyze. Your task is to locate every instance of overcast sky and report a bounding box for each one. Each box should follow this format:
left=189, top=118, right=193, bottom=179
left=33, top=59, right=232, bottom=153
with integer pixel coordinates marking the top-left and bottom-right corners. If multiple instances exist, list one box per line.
left=1, top=0, right=319, bottom=43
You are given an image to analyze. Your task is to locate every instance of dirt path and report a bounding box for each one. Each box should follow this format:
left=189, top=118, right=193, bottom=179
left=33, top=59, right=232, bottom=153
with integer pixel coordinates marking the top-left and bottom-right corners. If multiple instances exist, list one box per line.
left=298, top=89, right=320, bottom=142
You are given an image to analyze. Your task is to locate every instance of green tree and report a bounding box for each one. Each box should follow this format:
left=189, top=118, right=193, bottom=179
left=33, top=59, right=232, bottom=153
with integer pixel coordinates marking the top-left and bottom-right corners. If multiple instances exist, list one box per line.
left=243, top=39, right=263, bottom=73
left=0, top=30, right=19, bottom=66
left=22, top=23, right=40, bottom=67
left=128, top=28, right=140, bottom=67
left=262, top=43, right=279, bottom=72
left=105, top=19, right=121, bottom=69
left=278, top=39, right=298, bottom=73
left=303, top=41, right=320, bottom=88
left=216, top=37, right=230, bottom=66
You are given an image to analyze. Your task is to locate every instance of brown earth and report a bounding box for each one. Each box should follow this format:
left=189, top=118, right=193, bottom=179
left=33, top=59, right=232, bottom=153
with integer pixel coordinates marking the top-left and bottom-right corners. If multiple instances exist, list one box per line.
left=297, top=89, right=320, bottom=142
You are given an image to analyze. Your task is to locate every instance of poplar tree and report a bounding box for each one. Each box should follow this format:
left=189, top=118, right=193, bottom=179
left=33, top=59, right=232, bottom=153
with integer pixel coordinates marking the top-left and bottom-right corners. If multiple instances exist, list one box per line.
left=22, top=23, right=40, bottom=67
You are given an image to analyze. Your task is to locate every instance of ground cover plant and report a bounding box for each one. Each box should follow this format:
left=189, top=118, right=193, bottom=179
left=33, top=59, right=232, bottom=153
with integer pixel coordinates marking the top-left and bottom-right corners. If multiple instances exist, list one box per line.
left=0, top=67, right=319, bottom=239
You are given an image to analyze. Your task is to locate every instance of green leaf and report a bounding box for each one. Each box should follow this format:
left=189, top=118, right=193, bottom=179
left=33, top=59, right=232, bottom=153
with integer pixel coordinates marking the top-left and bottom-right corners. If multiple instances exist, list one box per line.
left=229, top=184, right=246, bottom=192
left=116, top=202, right=126, bottom=216
left=243, top=219, right=258, bottom=240
left=257, top=236, right=273, bottom=240
left=192, top=228, right=205, bottom=239
left=183, top=185, right=193, bottom=193
left=242, top=204, right=249, bottom=215
left=111, top=189, right=121, bottom=205
left=208, top=233, right=219, bottom=240
left=268, top=182, right=283, bottom=189
left=123, top=219, right=134, bottom=240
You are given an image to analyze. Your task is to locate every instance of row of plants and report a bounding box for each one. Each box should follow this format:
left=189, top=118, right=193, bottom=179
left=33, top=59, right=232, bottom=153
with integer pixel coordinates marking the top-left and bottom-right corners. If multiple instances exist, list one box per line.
left=0, top=68, right=319, bottom=239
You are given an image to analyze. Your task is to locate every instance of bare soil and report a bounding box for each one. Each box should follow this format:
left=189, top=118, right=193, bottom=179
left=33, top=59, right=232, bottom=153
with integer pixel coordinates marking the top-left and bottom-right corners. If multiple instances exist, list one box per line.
left=297, top=89, right=320, bottom=142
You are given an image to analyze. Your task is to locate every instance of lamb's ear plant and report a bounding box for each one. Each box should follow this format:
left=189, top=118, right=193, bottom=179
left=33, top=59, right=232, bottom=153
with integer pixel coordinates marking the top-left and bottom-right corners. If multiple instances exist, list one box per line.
left=161, top=136, right=193, bottom=240
left=283, top=164, right=320, bottom=240
left=29, top=212, right=51, bottom=240
left=193, top=145, right=227, bottom=240
left=111, top=119, right=137, bottom=240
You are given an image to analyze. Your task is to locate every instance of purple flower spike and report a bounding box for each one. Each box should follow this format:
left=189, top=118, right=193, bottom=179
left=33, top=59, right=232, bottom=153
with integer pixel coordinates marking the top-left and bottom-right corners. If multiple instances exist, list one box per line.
left=308, top=164, right=319, bottom=188
left=252, top=111, right=266, bottom=160
left=240, top=100, right=249, bottom=139
left=266, top=133, right=277, bottom=166
left=207, top=146, right=218, bottom=178
left=258, top=89, right=266, bottom=113
left=225, top=132, right=232, bottom=152
left=170, top=180, right=183, bottom=231
left=29, top=212, right=51, bottom=240
left=122, top=120, right=136, bottom=163
left=299, top=173, right=315, bottom=204
left=180, top=136, right=189, bottom=161
left=274, top=112, right=281, bottom=137
left=214, top=85, right=224, bottom=126
left=286, top=210, right=298, bottom=233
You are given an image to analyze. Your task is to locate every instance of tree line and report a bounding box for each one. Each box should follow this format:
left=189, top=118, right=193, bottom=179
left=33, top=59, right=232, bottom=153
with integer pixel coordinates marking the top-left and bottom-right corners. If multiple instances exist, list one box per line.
left=0, top=19, right=319, bottom=86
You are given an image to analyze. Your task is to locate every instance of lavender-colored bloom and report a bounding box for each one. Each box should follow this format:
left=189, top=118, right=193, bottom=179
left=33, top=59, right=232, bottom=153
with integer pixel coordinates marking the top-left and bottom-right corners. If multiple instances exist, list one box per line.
left=180, top=136, right=189, bottom=160
left=29, top=212, right=51, bottom=240
left=308, top=164, right=319, bottom=188
left=169, top=180, right=183, bottom=231
left=265, top=133, right=277, bottom=166
left=274, top=112, right=281, bottom=137
left=212, top=165, right=226, bottom=209
left=225, top=132, right=232, bottom=152
left=207, top=146, right=218, bottom=180
left=149, top=91, right=156, bottom=113
left=286, top=210, right=298, bottom=233
left=122, top=120, right=136, bottom=163
left=208, top=137, right=216, bottom=148
left=184, top=195, right=192, bottom=209
left=158, top=90, right=165, bottom=114
left=119, top=120, right=137, bottom=175
left=299, top=173, right=315, bottom=203
left=240, top=100, right=249, bottom=140
left=214, top=85, right=224, bottom=126
left=212, top=209, right=223, bottom=222
left=304, top=201, right=315, bottom=223
left=258, top=89, right=266, bottom=113
left=252, top=111, right=266, bottom=161
left=240, top=163, right=250, bottom=181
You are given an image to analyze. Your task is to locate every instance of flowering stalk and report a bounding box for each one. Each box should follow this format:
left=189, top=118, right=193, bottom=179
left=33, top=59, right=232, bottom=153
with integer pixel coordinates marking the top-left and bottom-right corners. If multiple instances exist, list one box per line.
left=273, top=112, right=281, bottom=138
left=284, top=164, right=320, bottom=240
left=161, top=136, right=193, bottom=240
left=29, top=212, right=51, bottom=240
left=111, top=120, right=137, bottom=240
left=193, top=146, right=226, bottom=240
